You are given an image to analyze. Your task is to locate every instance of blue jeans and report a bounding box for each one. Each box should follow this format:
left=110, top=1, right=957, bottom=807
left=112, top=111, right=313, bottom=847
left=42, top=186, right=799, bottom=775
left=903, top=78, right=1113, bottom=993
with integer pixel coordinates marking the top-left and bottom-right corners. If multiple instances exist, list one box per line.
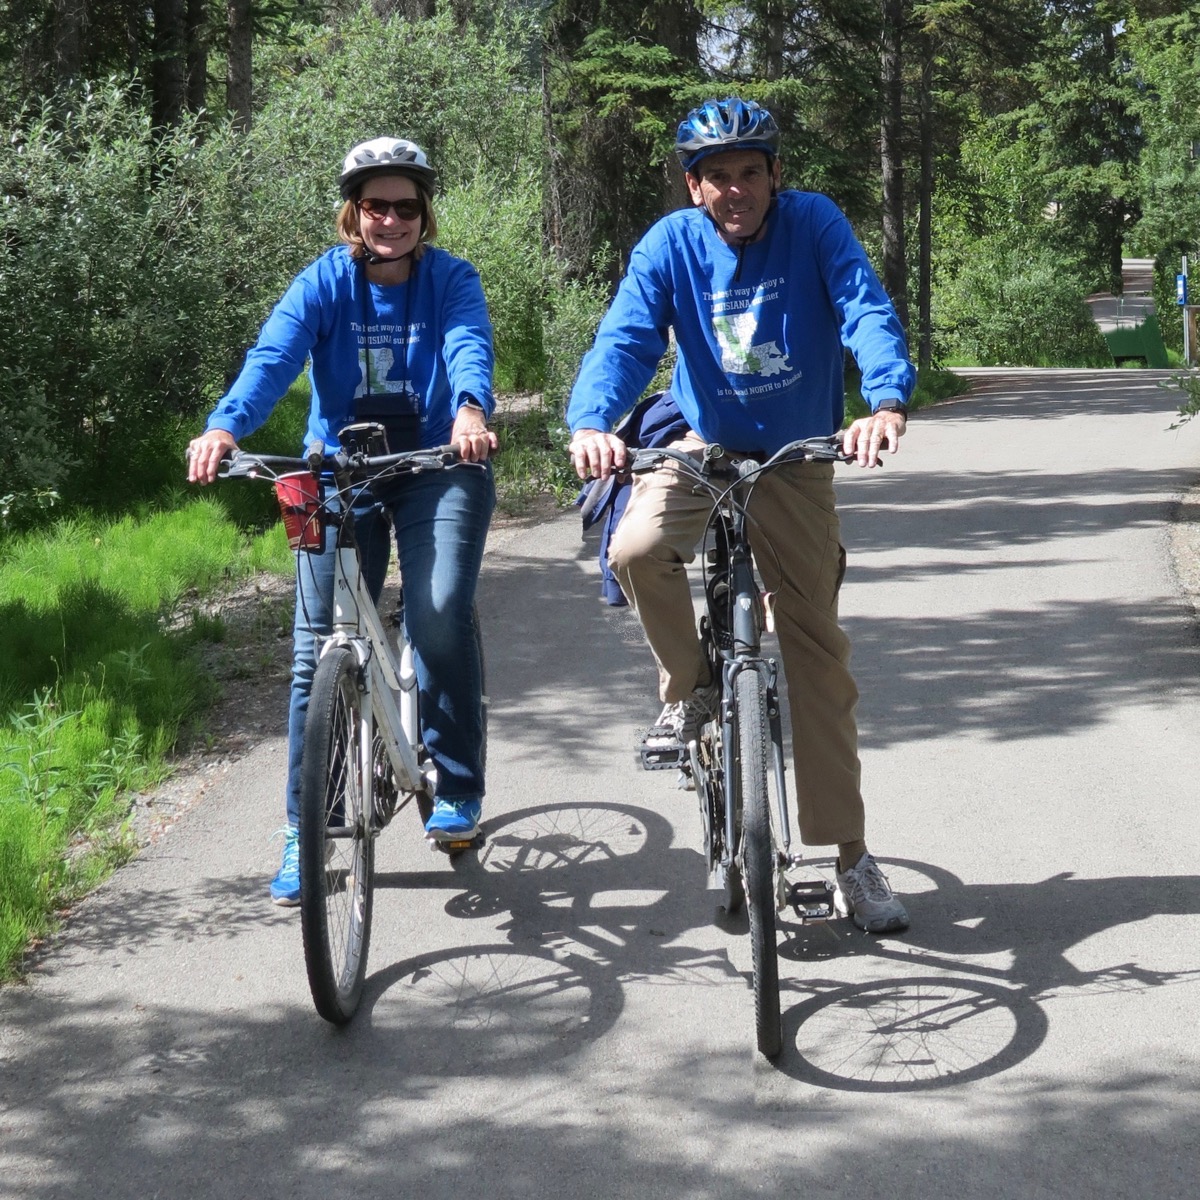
left=284, top=462, right=495, bottom=826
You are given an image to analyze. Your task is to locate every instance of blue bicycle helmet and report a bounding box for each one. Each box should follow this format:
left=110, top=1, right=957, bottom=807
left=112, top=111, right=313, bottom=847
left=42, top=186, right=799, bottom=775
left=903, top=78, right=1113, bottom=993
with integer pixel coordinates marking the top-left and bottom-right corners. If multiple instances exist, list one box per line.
left=674, top=98, right=781, bottom=172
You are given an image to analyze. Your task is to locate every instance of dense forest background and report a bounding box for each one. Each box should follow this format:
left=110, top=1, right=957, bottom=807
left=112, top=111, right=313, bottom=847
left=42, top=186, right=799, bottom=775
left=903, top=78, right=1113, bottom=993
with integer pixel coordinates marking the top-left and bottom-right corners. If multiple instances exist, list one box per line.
left=2, top=0, right=1199, bottom=529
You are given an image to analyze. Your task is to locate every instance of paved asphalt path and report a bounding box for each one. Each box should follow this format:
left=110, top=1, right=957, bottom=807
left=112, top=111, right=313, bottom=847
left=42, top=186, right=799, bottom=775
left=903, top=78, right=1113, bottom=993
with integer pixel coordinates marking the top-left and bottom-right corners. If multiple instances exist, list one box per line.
left=4, top=369, right=1200, bottom=1199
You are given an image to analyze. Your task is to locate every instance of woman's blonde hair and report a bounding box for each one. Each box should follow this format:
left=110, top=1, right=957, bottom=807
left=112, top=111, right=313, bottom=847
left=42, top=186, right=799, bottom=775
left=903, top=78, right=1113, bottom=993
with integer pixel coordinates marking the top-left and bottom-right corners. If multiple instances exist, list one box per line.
left=336, top=184, right=438, bottom=260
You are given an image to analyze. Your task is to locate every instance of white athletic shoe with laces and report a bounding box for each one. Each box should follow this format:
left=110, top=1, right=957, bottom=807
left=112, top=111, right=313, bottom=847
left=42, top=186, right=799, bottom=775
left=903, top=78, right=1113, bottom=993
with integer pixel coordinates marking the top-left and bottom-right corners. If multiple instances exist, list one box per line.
left=835, top=852, right=910, bottom=933
left=643, top=679, right=720, bottom=749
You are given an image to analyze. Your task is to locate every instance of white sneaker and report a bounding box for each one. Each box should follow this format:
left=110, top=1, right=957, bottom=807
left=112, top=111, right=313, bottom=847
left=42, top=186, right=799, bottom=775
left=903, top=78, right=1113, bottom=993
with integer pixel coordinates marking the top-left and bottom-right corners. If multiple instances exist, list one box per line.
left=835, top=853, right=910, bottom=933
left=643, top=679, right=719, bottom=749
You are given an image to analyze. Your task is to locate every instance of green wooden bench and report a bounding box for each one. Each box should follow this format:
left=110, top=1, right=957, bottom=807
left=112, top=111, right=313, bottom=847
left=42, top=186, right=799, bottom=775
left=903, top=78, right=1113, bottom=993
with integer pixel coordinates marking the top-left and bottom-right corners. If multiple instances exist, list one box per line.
left=1102, top=315, right=1169, bottom=367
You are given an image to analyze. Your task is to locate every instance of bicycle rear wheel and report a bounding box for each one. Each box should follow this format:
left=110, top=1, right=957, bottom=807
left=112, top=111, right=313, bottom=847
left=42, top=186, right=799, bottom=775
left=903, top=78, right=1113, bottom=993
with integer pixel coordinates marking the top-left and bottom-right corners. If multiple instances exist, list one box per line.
left=734, top=667, right=782, bottom=1058
left=299, top=645, right=375, bottom=1024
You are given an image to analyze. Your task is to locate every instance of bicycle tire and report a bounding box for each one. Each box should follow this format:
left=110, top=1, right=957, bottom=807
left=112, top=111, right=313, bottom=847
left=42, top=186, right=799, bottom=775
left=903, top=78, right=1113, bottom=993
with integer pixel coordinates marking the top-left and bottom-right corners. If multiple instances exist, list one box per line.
left=735, top=667, right=782, bottom=1058
left=299, top=645, right=375, bottom=1024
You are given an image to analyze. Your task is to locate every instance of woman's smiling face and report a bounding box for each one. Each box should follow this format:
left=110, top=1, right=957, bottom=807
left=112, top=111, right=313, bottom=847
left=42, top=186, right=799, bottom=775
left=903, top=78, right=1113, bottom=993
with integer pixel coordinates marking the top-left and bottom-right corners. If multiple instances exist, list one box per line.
left=358, top=175, right=423, bottom=262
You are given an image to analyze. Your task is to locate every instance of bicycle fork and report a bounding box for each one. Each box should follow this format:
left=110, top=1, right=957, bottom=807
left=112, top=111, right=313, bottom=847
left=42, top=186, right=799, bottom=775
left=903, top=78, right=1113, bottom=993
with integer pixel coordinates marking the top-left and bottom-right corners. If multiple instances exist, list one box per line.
left=323, top=542, right=434, bottom=806
left=718, top=656, right=788, bottom=873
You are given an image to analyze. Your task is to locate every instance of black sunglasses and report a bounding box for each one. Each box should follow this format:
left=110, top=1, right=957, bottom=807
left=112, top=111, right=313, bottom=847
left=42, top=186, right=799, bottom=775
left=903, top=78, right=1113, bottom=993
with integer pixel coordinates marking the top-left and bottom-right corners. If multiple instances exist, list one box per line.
left=358, top=196, right=423, bottom=221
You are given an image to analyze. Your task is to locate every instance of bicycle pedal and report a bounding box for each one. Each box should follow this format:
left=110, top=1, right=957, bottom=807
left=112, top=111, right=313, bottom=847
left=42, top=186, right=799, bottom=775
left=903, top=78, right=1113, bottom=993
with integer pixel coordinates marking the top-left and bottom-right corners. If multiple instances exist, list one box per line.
left=426, top=831, right=485, bottom=854
left=787, top=878, right=835, bottom=922
left=639, top=743, right=687, bottom=771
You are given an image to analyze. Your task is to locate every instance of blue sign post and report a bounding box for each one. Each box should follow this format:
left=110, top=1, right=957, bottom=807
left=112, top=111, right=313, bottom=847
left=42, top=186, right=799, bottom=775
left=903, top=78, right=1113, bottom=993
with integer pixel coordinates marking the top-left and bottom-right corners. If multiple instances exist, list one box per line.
left=1181, top=256, right=1194, bottom=365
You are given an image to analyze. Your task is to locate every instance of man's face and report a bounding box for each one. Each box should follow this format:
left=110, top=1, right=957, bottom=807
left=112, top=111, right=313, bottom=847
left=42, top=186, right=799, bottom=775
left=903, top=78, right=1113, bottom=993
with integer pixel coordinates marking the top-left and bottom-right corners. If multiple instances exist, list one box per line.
left=686, top=150, right=780, bottom=242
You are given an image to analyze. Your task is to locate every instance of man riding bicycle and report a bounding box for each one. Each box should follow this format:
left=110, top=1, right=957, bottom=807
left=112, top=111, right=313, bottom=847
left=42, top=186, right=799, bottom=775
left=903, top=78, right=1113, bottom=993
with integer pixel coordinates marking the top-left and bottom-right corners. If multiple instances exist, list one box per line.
left=566, top=97, right=915, bottom=933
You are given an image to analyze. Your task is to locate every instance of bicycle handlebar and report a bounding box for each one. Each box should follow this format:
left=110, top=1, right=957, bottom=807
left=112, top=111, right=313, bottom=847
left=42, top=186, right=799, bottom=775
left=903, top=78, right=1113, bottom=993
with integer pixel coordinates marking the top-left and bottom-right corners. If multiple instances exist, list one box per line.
left=629, top=435, right=851, bottom=479
left=217, top=443, right=462, bottom=482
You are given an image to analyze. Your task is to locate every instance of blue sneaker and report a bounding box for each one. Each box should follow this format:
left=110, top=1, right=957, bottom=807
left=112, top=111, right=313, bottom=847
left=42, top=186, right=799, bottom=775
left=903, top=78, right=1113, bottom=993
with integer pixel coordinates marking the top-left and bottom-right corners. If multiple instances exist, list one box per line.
left=424, top=798, right=482, bottom=842
left=270, top=826, right=300, bottom=906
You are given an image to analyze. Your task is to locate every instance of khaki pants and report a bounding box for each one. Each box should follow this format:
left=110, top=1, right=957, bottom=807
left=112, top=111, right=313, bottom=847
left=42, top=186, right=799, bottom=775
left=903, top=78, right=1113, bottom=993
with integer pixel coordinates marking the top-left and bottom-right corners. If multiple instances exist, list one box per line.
left=608, top=432, right=865, bottom=846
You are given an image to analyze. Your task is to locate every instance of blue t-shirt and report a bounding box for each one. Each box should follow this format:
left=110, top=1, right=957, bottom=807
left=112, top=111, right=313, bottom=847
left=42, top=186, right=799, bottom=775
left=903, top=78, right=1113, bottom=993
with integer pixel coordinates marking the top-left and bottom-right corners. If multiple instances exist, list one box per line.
left=567, top=190, right=915, bottom=452
left=206, top=244, right=494, bottom=451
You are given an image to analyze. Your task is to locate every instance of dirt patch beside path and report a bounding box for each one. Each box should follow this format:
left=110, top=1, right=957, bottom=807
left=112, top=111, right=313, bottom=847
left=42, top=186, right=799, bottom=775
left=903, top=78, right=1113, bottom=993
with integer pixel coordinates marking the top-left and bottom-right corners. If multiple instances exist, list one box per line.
left=1170, top=479, right=1200, bottom=623
left=127, top=496, right=567, bottom=849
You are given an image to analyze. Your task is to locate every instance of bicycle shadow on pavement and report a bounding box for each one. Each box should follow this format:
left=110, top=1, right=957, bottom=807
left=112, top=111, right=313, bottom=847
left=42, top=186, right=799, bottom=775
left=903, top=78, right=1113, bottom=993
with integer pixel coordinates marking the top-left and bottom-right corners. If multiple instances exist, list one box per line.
left=363, top=801, right=746, bottom=1065
left=769, top=856, right=1200, bottom=1092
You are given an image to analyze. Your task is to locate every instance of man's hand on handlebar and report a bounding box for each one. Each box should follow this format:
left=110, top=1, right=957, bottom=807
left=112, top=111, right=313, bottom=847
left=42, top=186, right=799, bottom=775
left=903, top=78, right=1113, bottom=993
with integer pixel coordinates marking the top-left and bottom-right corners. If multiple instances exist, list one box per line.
left=841, top=407, right=907, bottom=469
left=570, top=428, right=628, bottom=481
left=450, top=407, right=498, bottom=464
left=187, top=429, right=239, bottom=485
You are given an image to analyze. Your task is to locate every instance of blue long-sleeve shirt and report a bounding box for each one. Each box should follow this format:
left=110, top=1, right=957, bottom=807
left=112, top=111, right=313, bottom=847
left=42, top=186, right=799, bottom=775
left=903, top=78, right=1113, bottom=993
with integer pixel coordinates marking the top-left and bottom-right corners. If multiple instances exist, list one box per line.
left=206, top=244, right=494, bottom=451
left=567, top=190, right=914, bottom=452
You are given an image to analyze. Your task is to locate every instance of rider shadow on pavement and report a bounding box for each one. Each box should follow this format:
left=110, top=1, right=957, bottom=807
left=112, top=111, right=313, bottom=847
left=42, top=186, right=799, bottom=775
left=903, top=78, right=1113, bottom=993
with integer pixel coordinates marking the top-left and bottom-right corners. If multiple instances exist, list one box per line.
left=770, top=856, right=1200, bottom=1091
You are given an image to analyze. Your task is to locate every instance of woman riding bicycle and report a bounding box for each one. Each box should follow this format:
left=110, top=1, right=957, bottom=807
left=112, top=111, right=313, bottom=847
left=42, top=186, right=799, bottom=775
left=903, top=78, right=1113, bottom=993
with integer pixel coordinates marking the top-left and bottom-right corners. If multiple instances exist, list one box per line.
left=187, top=136, right=497, bottom=905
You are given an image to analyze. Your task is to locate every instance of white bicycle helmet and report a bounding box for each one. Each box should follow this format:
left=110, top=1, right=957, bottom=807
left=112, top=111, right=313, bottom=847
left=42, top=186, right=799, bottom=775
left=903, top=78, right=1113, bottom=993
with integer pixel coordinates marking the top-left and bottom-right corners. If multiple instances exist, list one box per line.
left=338, top=137, right=437, bottom=199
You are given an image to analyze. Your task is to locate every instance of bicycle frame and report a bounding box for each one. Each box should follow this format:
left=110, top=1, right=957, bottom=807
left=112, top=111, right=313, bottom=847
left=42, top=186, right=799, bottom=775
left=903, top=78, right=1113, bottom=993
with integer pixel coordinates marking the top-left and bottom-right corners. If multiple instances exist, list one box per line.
left=321, top=494, right=432, bottom=810
left=632, top=437, right=849, bottom=901
left=220, top=434, right=461, bottom=817
left=699, top=456, right=795, bottom=891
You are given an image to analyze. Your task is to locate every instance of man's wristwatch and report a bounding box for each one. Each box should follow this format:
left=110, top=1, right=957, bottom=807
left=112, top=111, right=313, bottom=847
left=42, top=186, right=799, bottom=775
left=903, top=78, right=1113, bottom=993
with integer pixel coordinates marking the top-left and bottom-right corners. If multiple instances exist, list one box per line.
left=459, top=393, right=486, bottom=413
left=875, top=400, right=908, bottom=416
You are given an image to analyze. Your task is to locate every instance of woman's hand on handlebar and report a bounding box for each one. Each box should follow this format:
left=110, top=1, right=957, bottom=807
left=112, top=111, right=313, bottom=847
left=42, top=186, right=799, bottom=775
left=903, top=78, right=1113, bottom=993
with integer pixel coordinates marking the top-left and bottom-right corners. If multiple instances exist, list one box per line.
left=187, top=429, right=239, bottom=485
left=450, top=406, right=498, bottom=464
left=569, top=428, right=628, bottom=481
left=841, top=408, right=906, bottom=468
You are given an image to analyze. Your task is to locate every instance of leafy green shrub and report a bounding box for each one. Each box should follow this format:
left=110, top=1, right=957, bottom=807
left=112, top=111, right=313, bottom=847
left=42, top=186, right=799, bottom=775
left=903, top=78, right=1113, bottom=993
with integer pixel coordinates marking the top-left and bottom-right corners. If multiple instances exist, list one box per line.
left=439, top=172, right=547, bottom=391
left=491, top=265, right=610, bottom=509
left=932, top=239, right=1110, bottom=367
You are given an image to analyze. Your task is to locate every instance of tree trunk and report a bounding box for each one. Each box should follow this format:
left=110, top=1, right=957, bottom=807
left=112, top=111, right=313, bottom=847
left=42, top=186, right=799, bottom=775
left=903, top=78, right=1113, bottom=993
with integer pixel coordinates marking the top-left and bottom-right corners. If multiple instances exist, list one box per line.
left=880, top=0, right=909, bottom=331
left=654, top=0, right=701, bottom=213
left=542, top=58, right=564, bottom=256
left=758, top=0, right=785, bottom=81
left=187, top=0, right=208, bottom=114
left=152, top=0, right=188, bottom=128
left=52, top=0, right=86, bottom=87
left=917, top=31, right=933, bottom=371
left=227, top=0, right=252, bottom=133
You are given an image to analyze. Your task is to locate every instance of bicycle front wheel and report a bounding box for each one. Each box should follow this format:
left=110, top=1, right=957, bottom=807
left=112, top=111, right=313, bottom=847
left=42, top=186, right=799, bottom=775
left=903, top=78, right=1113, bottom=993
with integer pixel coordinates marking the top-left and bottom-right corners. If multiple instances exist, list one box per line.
left=735, top=667, right=782, bottom=1059
left=299, top=645, right=375, bottom=1024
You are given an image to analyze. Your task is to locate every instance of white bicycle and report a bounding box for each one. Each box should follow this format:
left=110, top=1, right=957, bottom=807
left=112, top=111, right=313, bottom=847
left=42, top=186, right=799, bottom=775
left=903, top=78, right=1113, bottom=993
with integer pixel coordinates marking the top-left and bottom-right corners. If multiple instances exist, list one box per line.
left=220, top=424, right=485, bottom=1024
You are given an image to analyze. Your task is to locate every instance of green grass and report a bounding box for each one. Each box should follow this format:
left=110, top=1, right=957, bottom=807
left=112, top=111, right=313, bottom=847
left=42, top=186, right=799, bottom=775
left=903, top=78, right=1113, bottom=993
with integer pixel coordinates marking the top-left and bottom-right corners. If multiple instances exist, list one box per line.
left=0, top=495, right=288, bottom=979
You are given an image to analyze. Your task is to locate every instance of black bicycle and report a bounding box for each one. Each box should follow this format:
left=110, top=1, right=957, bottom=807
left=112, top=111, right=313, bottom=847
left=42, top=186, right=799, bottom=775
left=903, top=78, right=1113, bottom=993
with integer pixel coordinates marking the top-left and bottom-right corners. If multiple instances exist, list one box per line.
left=630, top=435, right=851, bottom=1059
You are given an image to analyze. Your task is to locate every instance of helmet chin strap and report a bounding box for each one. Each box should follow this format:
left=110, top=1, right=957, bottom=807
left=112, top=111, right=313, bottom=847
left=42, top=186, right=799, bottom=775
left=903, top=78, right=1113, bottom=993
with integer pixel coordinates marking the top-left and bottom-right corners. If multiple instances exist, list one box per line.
left=363, top=247, right=412, bottom=266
